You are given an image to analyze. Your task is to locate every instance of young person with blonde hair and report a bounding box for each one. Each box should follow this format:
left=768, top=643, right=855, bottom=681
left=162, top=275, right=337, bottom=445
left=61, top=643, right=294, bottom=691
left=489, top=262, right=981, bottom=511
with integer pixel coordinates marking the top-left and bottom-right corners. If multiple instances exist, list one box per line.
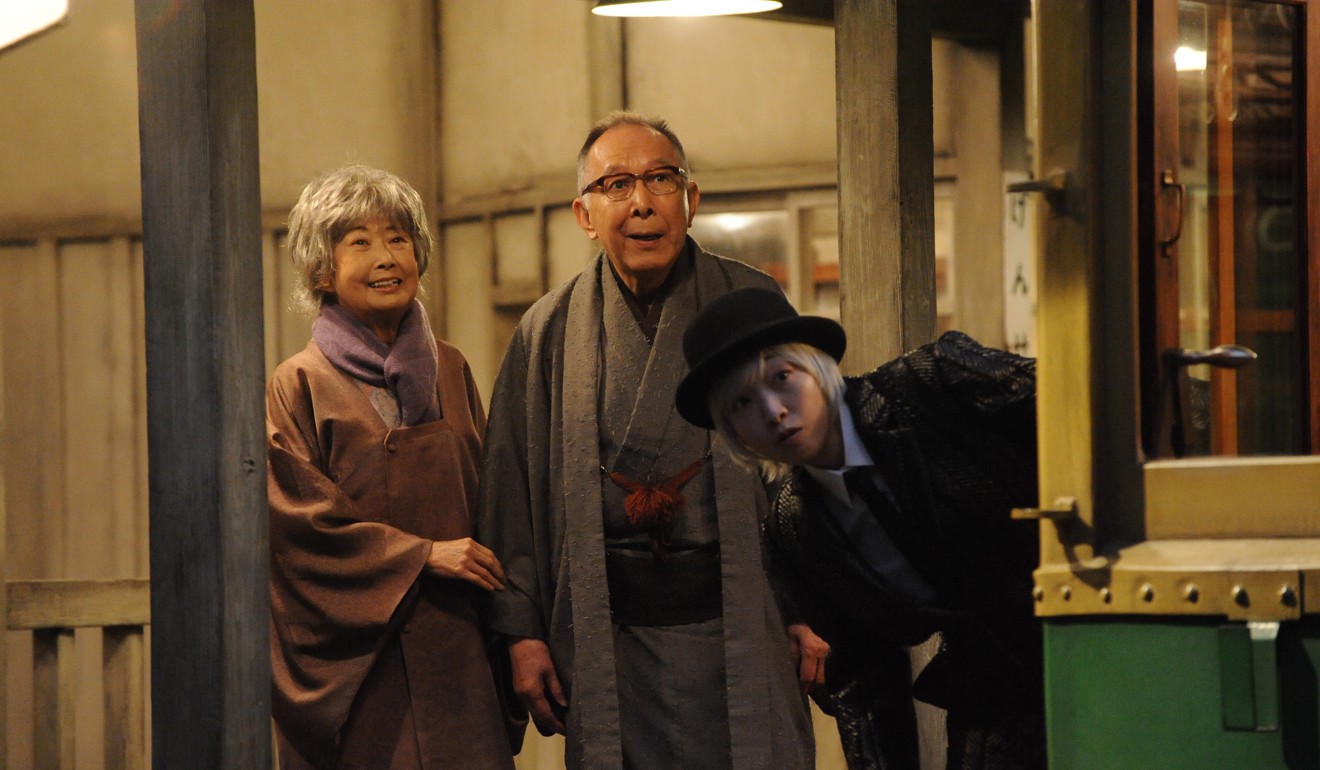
left=677, top=287, right=1046, bottom=770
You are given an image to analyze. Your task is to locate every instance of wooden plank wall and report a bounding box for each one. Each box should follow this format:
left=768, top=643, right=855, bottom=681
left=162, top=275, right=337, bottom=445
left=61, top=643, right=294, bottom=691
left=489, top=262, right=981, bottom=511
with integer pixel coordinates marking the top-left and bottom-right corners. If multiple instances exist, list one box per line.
left=0, top=235, right=146, bottom=768
left=0, top=229, right=307, bottom=769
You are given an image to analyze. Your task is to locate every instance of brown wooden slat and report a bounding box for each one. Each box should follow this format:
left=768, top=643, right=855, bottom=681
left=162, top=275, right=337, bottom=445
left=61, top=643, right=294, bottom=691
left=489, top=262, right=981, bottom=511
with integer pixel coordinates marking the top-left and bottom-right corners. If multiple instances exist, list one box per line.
left=103, top=627, right=147, bottom=770
left=7, top=579, right=149, bottom=630
left=33, top=628, right=76, bottom=770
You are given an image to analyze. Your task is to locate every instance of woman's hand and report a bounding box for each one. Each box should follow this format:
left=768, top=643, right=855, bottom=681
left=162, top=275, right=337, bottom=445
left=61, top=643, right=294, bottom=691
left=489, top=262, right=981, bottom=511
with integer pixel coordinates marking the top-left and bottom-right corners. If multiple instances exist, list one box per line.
left=509, top=637, right=568, bottom=736
left=787, top=622, right=830, bottom=696
left=426, top=538, right=505, bottom=591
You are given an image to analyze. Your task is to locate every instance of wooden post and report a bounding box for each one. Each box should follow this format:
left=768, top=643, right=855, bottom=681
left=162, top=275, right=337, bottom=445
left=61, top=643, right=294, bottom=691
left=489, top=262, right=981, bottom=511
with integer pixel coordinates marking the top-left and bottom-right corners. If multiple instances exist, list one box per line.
left=835, top=3, right=941, bottom=769
left=0, top=318, right=7, bottom=770
left=133, top=1, right=270, bottom=767
left=834, top=0, right=936, bottom=372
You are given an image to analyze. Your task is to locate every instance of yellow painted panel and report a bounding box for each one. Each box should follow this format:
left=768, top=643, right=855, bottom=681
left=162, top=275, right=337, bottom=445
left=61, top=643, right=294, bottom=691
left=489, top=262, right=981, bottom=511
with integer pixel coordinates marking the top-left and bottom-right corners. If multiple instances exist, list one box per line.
left=1145, top=457, right=1320, bottom=539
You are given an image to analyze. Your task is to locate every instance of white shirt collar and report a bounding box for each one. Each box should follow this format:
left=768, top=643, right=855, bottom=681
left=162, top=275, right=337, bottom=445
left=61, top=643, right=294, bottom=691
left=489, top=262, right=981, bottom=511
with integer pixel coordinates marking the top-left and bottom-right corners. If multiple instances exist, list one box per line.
left=804, top=407, right=874, bottom=504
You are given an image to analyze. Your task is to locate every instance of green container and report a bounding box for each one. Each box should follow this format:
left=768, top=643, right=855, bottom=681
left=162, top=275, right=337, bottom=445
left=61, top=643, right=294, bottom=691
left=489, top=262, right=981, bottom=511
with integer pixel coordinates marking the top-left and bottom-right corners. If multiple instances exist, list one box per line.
left=1044, top=617, right=1320, bottom=769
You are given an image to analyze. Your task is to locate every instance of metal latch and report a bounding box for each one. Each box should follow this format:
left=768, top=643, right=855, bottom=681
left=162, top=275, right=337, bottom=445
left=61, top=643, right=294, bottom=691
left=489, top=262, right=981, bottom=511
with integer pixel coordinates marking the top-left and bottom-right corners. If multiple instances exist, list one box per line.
left=1012, top=496, right=1078, bottom=522
left=1005, top=168, right=1069, bottom=211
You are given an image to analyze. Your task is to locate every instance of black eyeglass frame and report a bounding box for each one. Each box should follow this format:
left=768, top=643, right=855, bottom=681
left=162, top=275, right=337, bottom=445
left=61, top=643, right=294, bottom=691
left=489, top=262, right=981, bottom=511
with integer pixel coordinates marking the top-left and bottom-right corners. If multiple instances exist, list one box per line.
left=579, top=165, right=690, bottom=200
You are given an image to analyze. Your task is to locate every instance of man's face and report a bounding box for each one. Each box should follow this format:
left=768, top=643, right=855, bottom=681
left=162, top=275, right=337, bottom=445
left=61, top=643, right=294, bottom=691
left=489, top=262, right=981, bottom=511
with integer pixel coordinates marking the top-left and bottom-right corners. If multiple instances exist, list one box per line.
left=572, top=123, right=700, bottom=298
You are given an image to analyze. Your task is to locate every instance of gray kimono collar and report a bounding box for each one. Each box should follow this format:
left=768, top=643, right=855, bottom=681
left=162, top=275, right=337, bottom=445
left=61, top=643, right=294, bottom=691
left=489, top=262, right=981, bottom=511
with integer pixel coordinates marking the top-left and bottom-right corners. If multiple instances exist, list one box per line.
left=561, top=242, right=778, bottom=769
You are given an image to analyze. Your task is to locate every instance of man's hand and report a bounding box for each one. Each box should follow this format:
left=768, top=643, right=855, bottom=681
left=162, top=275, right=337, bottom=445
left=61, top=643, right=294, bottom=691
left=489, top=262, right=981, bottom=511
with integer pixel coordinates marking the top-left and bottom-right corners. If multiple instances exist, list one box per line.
left=509, top=637, right=568, bottom=736
left=426, top=538, right=505, bottom=591
left=787, top=623, right=830, bottom=696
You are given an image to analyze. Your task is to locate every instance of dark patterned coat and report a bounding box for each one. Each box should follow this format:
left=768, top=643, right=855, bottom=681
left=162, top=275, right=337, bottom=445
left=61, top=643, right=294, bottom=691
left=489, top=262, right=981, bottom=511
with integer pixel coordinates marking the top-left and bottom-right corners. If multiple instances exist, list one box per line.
left=763, top=332, right=1045, bottom=770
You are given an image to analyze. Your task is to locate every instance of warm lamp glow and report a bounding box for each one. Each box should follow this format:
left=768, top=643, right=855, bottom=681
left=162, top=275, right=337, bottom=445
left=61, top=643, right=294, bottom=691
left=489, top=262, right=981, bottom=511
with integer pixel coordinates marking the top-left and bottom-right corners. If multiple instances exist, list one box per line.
left=1174, top=45, right=1207, bottom=72
left=0, top=0, right=68, bottom=51
left=593, top=0, right=783, bottom=18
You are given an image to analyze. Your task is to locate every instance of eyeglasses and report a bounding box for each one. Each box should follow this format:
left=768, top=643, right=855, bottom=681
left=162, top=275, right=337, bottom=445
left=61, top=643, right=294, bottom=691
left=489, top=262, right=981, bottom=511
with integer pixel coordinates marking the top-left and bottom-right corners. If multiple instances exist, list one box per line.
left=580, top=165, right=688, bottom=200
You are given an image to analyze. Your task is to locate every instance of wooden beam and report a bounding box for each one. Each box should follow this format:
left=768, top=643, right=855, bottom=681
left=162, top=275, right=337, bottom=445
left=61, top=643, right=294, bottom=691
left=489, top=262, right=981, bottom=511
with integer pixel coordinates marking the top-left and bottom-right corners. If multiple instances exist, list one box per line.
left=7, top=579, right=150, bottom=629
left=133, top=0, right=270, bottom=767
left=834, top=0, right=936, bottom=370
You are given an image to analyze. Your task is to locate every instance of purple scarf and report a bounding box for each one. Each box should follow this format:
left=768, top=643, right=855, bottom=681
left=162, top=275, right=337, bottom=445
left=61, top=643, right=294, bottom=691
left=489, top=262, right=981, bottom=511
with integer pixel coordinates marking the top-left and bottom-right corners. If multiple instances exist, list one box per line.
left=312, top=300, right=440, bottom=425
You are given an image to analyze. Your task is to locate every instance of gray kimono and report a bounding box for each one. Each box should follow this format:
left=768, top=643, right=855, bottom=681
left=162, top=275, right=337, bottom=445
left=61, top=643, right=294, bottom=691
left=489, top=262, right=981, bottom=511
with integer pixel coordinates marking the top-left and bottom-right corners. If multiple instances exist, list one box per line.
left=476, top=239, right=814, bottom=770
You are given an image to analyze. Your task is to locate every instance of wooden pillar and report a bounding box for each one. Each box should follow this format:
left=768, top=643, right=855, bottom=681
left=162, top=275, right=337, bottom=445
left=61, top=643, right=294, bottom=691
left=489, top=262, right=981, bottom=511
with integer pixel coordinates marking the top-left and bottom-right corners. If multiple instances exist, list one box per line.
left=834, top=0, right=936, bottom=373
left=134, top=1, right=270, bottom=767
left=0, top=309, right=6, bottom=770
left=835, top=4, right=941, bottom=769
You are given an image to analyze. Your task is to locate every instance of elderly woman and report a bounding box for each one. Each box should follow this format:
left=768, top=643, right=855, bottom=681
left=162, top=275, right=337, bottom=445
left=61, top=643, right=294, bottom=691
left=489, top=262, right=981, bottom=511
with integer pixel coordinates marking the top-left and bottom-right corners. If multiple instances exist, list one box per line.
left=675, top=288, right=1045, bottom=770
left=267, top=164, right=517, bottom=770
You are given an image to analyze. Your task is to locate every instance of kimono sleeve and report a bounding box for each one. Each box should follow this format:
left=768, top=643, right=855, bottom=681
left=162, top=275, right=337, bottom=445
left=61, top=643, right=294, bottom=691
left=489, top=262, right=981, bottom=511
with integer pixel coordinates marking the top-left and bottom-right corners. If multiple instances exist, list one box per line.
left=474, top=328, right=550, bottom=640
left=266, top=365, right=430, bottom=649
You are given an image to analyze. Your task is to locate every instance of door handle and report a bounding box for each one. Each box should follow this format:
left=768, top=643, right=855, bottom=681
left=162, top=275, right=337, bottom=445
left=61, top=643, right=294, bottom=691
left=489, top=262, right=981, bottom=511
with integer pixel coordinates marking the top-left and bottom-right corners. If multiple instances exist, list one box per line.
left=1159, top=169, right=1186, bottom=252
left=1165, top=344, right=1258, bottom=369
left=1160, top=345, right=1257, bottom=457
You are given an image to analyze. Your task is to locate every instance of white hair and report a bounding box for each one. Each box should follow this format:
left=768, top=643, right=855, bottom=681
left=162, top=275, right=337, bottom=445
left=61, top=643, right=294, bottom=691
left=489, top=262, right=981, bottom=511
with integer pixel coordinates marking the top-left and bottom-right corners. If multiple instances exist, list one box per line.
left=286, top=164, right=434, bottom=315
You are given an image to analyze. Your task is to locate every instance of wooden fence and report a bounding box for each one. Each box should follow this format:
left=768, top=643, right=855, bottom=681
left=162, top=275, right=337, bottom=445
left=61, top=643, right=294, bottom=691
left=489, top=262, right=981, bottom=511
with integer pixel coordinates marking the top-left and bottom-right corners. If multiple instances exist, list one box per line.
left=4, top=579, right=150, bottom=769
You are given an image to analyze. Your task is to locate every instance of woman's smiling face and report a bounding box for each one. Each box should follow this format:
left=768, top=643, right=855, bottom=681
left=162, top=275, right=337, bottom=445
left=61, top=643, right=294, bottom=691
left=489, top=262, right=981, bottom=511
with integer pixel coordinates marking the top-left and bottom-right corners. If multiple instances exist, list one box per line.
left=322, top=216, right=419, bottom=344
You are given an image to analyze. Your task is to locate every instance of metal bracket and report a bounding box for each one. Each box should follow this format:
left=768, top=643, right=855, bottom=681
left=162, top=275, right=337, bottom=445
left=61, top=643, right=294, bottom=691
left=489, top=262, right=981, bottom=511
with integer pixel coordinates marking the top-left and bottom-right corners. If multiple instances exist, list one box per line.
left=1005, top=168, right=1069, bottom=212
left=1219, top=621, right=1280, bottom=732
left=1012, top=496, right=1078, bottom=522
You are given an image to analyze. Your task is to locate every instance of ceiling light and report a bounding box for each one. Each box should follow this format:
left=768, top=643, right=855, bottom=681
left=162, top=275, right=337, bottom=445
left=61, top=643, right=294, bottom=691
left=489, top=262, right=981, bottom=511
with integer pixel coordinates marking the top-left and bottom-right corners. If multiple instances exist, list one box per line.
left=592, top=0, right=783, bottom=18
left=0, top=0, right=68, bottom=52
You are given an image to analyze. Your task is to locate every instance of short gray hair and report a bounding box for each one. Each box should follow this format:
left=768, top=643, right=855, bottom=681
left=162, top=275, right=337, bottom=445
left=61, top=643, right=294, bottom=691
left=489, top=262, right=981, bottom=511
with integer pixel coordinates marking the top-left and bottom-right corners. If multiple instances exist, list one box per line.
left=709, top=342, right=846, bottom=481
left=576, top=110, right=689, bottom=192
left=286, top=164, right=435, bottom=315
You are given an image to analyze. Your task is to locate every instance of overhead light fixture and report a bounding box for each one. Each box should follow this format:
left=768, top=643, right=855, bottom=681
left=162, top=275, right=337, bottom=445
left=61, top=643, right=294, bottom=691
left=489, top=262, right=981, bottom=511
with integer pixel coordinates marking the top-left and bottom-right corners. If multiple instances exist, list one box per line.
left=592, top=0, right=783, bottom=18
left=0, top=0, right=68, bottom=51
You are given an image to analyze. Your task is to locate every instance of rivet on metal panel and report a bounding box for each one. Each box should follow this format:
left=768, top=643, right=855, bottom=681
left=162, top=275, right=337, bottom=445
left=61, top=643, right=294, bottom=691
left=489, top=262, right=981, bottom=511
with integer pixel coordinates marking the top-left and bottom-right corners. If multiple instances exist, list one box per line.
left=1183, top=584, right=1199, bottom=603
left=1139, top=583, right=1155, bottom=602
left=1280, top=586, right=1297, bottom=607
left=1059, top=585, right=1071, bottom=601
left=1232, top=585, right=1249, bottom=606
left=1099, top=587, right=1112, bottom=603
left=1033, top=586, right=1044, bottom=602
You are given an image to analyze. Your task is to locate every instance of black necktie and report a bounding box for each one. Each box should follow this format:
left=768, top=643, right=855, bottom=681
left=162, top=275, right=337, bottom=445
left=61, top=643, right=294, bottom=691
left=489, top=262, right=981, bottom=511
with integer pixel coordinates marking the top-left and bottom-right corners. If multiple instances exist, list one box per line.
left=842, top=467, right=930, bottom=579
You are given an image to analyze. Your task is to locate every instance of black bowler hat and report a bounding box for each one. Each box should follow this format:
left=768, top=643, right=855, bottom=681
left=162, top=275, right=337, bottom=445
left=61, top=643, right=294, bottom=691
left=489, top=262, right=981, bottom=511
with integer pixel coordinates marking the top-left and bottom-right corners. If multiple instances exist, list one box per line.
left=676, top=287, right=846, bottom=429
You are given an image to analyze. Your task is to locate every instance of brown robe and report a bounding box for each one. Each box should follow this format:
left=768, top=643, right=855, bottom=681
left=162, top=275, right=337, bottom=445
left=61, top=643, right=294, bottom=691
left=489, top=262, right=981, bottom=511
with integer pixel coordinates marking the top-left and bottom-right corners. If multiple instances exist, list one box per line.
left=267, top=339, right=514, bottom=770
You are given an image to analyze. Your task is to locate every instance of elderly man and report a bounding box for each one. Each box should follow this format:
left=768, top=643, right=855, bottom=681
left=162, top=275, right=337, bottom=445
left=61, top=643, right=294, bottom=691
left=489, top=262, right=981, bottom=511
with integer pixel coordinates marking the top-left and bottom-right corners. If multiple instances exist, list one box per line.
left=476, top=112, right=815, bottom=770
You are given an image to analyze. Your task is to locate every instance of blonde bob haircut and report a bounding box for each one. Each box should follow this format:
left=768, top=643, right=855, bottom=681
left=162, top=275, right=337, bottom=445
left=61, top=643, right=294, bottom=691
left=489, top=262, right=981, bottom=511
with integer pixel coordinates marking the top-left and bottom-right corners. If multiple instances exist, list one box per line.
left=286, top=164, right=435, bottom=315
left=708, top=342, right=846, bottom=482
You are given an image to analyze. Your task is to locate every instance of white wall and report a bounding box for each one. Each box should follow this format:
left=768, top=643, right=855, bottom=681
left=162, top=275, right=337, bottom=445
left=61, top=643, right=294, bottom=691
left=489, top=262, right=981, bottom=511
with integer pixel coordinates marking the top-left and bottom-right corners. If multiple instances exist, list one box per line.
left=626, top=16, right=835, bottom=172
left=0, top=0, right=141, bottom=223
left=440, top=1, right=593, bottom=200
left=255, top=0, right=438, bottom=208
left=0, top=0, right=437, bottom=226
